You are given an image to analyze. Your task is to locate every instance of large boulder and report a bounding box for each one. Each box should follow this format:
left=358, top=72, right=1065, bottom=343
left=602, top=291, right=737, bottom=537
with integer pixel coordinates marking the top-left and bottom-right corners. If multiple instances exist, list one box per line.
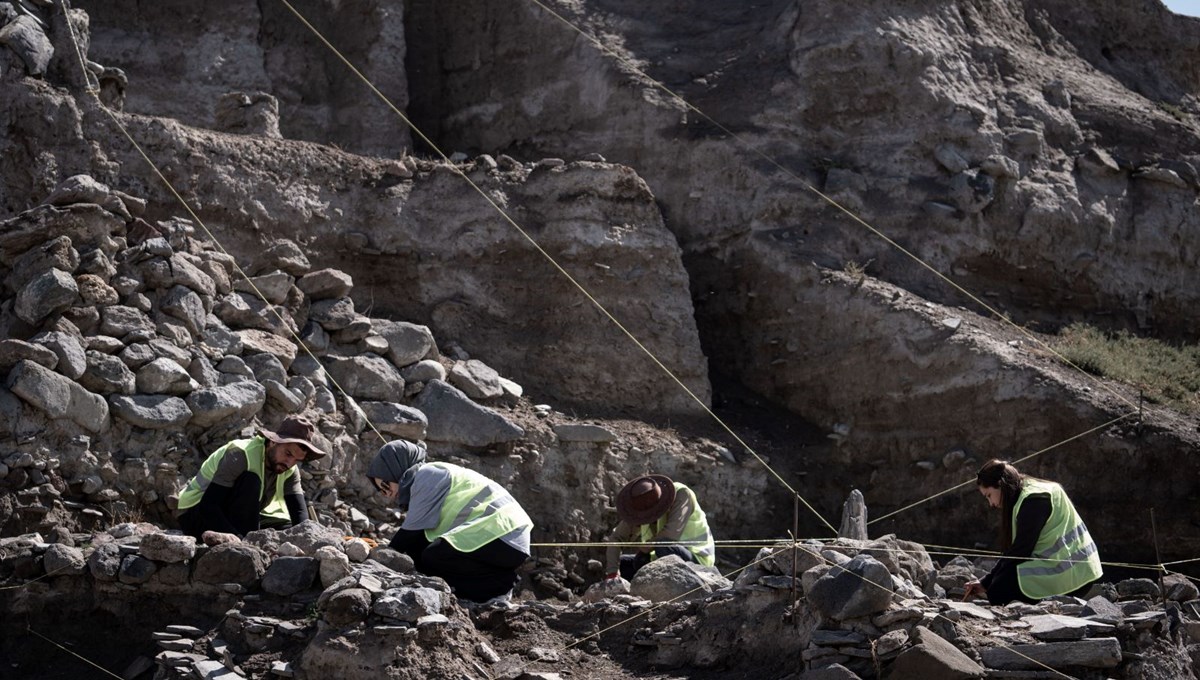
left=357, top=401, right=428, bottom=439
left=262, top=557, right=319, bottom=596
left=808, top=554, right=894, bottom=621
left=628, top=555, right=731, bottom=602
left=411, top=380, right=523, bottom=448
left=15, top=269, right=78, bottom=325
left=138, top=532, right=198, bottom=563
left=192, top=543, right=269, bottom=586
left=373, top=319, right=436, bottom=368
left=6, top=360, right=109, bottom=432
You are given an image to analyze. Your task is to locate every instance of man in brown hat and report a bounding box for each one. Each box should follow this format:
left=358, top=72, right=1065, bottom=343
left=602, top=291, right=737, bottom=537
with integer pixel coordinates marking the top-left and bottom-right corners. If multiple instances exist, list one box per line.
left=604, top=474, right=715, bottom=581
left=176, top=415, right=327, bottom=545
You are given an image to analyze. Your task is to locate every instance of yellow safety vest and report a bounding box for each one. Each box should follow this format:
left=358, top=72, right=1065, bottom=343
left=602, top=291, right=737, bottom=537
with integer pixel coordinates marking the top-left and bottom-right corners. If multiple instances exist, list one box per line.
left=1014, top=479, right=1102, bottom=599
left=637, top=483, right=715, bottom=567
left=425, top=462, right=532, bottom=553
left=176, top=437, right=293, bottom=521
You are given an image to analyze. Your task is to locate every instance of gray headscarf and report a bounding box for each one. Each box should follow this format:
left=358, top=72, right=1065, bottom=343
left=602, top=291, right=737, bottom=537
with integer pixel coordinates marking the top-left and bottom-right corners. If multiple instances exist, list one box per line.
left=367, top=439, right=427, bottom=507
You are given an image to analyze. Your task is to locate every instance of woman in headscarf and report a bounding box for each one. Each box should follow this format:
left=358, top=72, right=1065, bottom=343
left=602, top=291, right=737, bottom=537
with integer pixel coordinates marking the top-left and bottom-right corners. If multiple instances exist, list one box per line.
left=367, top=439, right=533, bottom=603
left=963, top=459, right=1102, bottom=605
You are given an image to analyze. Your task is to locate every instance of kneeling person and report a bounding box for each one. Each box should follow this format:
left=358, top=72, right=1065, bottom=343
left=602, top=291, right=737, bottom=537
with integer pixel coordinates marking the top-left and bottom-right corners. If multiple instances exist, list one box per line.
left=368, top=440, right=533, bottom=603
left=177, top=415, right=326, bottom=545
left=605, top=474, right=714, bottom=581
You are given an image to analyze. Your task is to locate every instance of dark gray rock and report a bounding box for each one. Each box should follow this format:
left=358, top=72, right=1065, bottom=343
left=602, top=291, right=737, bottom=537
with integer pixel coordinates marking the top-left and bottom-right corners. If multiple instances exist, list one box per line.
left=43, top=544, right=86, bottom=576
left=309, top=297, right=357, bottom=331
left=262, top=557, right=319, bottom=596
left=233, top=270, right=293, bottom=305
left=81, top=350, right=137, bottom=394
left=373, top=586, right=444, bottom=622
left=118, top=343, right=156, bottom=369
left=192, top=543, right=268, bottom=586
left=245, top=352, right=287, bottom=385
left=297, top=268, right=353, bottom=300
left=0, top=339, right=58, bottom=371
left=7, top=359, right=109, bottom=432
left=358, top=401, right=428, bottom=439
left=628, top=555, right=730, bottom=602
left=808, top=555, right=894, bottom=621
left=552, top=423, right=618, bottom=443
left=87, top=543, right=123, bottom=581
left=99, top=305, right=155, bottom=338
left=323, top=587, right=373, bottom=627
left=448, top=359, right=504, bottom=399
left=110, top=394, right=192, bottom=429
left=161, top=285, right=206, bottom=336
left=185, top=381, right=266, bottom=427
left=412, top=380, right=524, bottom=448
left=15, top=268, right=78, bottom=325
left=32, top=331, right=86, bottom=380
left=136, top=357, right=197, bottom=395
left=368, top=547, right=415, bottom=574
left=252, top=240, right=310, bottom=277
left=119, top=555, right=158, bottom=584
left=885, top=625, right=984, bottom=679
left=374, top=319, right=436, bottom=368
left=202, top=319, right=243, bottom=355
left=325, top=354, right=404, bottom=401
left=0, top=15, right=52, bottom=76
left=978, top=638, right=1121, bottom=670
left=139, top=254, right=216, bottom=297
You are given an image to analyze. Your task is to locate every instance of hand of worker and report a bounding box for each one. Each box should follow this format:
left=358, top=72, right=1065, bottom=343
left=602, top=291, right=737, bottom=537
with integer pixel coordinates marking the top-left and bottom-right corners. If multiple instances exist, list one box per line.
left=961, top=580, right=986, bottom=602
left=201, top=530, right=241, bottom=546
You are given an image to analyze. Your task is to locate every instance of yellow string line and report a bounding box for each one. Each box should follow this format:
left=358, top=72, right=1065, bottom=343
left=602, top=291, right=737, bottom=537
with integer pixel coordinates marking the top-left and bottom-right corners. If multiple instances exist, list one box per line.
left=56, top=0, right=392, bottom=451
left=27, top=626, right=124, bottom=679
left=522, top=0, right=1138, bottom=417
left=869, top=412, right=1135, bottom=525
left=274, top=0, right=835, bottom=535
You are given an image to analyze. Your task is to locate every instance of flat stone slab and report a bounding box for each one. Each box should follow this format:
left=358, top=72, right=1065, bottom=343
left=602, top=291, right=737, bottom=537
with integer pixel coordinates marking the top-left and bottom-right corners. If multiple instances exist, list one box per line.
left=945, top=601, right=996, bottom=620
left=1024, top=614, right=1113, bottom=641
left=980, top=637, right=1122, bottom=670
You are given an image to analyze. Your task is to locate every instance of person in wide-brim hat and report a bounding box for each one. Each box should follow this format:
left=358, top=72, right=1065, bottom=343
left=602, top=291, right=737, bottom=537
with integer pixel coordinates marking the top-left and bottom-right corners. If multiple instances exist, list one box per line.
left=177, top=414, right=327, bottom=546
left=604, top=474, right=716, bottom=582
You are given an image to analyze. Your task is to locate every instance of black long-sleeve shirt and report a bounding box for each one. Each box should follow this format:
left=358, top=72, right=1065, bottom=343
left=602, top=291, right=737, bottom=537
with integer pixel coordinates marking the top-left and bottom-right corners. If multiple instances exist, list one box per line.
left=981, top=493, right=1051, bottom=590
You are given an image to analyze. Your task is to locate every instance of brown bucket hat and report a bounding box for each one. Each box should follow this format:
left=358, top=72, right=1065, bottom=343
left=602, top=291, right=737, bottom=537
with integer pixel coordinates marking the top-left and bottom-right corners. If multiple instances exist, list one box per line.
left=616, top=474, right=676, bottom=525
left=261, top=415, right=327, bottom=460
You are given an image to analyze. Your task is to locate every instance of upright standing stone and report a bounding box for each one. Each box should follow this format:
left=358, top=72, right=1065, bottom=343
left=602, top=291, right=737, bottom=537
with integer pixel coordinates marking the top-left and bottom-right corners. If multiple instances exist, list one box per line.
left=838, top=489, right=868, bottom=540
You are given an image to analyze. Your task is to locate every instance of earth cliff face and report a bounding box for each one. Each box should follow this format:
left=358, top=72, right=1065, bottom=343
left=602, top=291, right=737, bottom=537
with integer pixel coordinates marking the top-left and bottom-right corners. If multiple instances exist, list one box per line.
left=3, top=1, right=1200, bottom=563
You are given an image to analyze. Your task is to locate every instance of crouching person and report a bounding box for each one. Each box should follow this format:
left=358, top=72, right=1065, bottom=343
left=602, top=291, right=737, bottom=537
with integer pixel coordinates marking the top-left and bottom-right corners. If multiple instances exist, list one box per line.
left=605, top=474, right=714, bottom=581
left=368, top=439, right=533, bottom=604
left=177, top=415, right=326, bottom=546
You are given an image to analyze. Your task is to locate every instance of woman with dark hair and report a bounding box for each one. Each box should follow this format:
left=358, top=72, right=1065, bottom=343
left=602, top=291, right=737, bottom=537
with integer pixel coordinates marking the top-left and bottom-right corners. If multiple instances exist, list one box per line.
left=963, top=459, right=1102, bottom=605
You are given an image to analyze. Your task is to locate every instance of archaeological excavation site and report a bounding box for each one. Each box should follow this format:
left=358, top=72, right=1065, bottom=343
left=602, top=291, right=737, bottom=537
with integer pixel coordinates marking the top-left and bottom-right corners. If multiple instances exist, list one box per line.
left=4, top=0, right=1200, bottom=678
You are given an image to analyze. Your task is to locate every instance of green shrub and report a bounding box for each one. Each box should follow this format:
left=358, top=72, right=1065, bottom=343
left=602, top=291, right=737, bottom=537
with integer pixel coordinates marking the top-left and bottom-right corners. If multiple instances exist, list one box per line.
left=1055, top=323, right=1200, bottom=413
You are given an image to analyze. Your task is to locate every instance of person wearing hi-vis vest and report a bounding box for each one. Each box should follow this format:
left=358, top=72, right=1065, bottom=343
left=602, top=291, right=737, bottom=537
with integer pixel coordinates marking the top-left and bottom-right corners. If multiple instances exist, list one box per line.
left=604, top=474, right=715, bottom=581
left=176, top=415, right=327, bottom=546
left=963, top=459, right=1102, bottom=605
left=367, top=439, right=533, bottom=604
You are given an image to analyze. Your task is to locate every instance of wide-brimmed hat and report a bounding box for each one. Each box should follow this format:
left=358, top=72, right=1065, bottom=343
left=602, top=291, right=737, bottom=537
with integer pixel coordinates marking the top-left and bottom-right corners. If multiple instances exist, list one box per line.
left=261, top=415, right=327, bottom=460
left=616, top=474, right=676, bottom=525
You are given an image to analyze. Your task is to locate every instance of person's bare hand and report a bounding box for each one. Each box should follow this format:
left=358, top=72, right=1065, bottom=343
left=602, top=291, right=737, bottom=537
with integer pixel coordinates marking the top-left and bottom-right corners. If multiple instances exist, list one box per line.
left=962, top=580, right=986, bottom=602
left=202, top=531, right=240, bottom=546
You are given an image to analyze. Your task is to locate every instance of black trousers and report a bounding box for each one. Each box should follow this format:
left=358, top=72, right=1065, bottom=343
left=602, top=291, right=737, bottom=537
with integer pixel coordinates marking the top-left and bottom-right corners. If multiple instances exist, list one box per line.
left=389, top=529, right=528, bottom=602
left=987, top=567, right=1096, bottom=606
left=178, top=471, right=290, bottom=538
left=618, top=544, right=697, bottom=580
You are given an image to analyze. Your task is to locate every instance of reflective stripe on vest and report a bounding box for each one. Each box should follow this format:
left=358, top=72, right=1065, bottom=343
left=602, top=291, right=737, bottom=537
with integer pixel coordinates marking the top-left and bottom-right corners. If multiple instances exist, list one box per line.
left=176, top=437, right=294, bottom=521
left=636, top=483, right=715, bottom=567
left=1013, top=479, right=1102, bottom=599
left=425, top=462, right=532, bottom=553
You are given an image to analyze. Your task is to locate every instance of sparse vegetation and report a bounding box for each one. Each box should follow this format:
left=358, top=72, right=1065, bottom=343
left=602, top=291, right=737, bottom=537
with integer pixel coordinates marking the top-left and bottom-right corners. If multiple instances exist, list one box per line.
left=1158, top=101, right=1189, bottom=122
left=1055, top=323, right=1200, bottom=413
left=844, top=258, right=873, bottom=281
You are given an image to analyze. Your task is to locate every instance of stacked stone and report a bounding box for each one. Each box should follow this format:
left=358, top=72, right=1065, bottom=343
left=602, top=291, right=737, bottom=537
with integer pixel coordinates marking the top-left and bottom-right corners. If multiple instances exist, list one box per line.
left=0, top=174, right=527, bottom=533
